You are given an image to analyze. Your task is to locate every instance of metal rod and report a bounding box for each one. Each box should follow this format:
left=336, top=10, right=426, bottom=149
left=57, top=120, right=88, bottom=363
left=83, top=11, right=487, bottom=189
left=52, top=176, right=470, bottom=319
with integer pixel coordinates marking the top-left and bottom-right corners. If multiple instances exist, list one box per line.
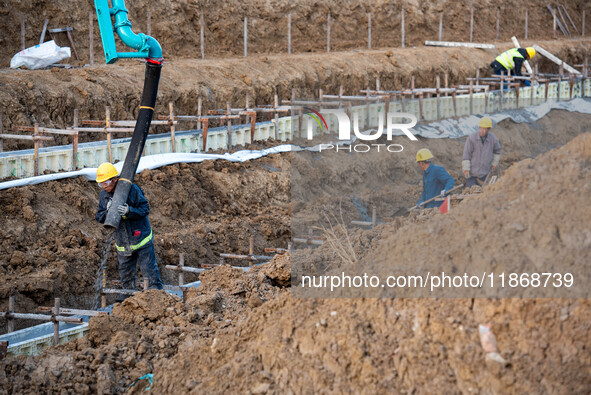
left=146, top=11, right=151, bottom=37
left=73, top=109, right=78, bottom=170
left=102, top=288, right=137, bottom=296
left=368, top=13, right=371, bottom=49
left=89, top=13, right=94, bottom=65
left=292, top=238, right=323, bottom=245
left=244, top=16, right=248, bottom=57
left=105, top=106, right=112, bottom=163
left=372, top=205, right=377, bottom=227
left=33, top=123, right=39, bottom=176
left=38, top=307, right=108, bottom=316
left=169, top=102, right=176, bottom=152
left=7, top=295, right=15, bottom=332
left=439, top=13, right=443, bottom=41
left=200, top=14, right=205, bottom=59
left=496, top=9, right=500, bottom=40
left=288, top=13, right=292, bottom=54
left=53, top=298, right=60, bottom=346
left=436, top=75, right=441, bottom=120
left=220, top=253, right=273, bottom=261
left=553, top=9, right=557, bottom=39
left=21, top=13, right=25, bottom=50
left=470, top=7, right=474, bottom=42
left=327, top=13, right=331, bottom=52
left=0, top=312, right=83, bottom=324
left=179, top=253, right=185, bottom=286
left=226, top=102, right=232, bottom=148
left=525, top=8, right=528, bottom=39
left=401, top=9, right=405, bottom=48
left=165, top=264, right=205, bottom=274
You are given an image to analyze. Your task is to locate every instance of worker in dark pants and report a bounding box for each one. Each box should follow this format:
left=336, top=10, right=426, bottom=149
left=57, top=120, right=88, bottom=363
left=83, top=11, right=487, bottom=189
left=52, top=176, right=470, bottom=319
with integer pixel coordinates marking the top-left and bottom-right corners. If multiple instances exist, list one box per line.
left=462, top=117, right=501, bottom=187
left=95, top=162, right=163, bottom=301
left=416, top=149, right=455, bottom=209
left=490, top=47, right=535, bottom=87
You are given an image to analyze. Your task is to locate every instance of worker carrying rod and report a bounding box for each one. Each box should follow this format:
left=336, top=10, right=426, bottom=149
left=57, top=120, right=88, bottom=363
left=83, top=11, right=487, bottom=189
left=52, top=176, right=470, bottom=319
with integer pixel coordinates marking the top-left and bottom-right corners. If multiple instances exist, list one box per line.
left=489, top=47, right=535, bottom=86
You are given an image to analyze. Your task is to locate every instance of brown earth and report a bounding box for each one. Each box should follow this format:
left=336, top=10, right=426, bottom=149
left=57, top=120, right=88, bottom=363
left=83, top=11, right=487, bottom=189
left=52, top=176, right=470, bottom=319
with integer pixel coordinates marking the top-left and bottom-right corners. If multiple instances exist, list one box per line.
left=1, top=0, right=589, bottom=66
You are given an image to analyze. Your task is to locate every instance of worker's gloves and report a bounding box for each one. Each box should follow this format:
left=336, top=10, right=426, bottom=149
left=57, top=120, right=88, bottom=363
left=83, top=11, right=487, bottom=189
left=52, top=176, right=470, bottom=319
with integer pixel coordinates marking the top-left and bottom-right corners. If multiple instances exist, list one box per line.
left=117, top=204, right=130, bottom=216
left=440, top=190, right=446, bottom=198
left=106, top=199, right=112, bottom=210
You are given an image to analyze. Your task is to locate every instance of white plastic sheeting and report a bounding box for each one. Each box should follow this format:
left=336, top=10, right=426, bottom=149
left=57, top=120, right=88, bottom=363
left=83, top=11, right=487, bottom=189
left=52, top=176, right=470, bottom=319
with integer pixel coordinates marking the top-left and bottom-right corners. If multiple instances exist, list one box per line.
left=10, top=40, right=71, bottom=70
left=0, top=145, right=293, bottom=191
left=413, top=98, right=591, bottom=139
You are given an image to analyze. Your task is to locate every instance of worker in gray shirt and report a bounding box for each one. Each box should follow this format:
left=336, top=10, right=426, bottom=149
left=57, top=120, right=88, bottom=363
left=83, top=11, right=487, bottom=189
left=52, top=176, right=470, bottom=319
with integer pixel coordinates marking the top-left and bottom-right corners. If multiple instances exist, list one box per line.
left=462, top=117, right=501, bottom=187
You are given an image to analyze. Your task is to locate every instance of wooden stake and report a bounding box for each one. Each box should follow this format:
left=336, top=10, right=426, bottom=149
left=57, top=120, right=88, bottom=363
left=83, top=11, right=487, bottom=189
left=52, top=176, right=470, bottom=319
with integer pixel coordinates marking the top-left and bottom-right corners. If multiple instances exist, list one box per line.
left=401, top=9, right=405, bottom=48
left=496, top=9, right=500, bottom=40
left=147, top=12, right=151, bottom=37
left=202, top=119, right=209, bottom=152
left=365, top=87, right=370, bottom=128
left=368, top=13, right=372, bottom=49
left=53, top=298, right=60, bottom=346
left=0, top=114, right=3, bottom=153
left=39, top=19, right=49, bottom=44
left=244, top=17, right=248, bottom=57
left=298, top=106, right=303, bottom=139
left=436, top=75, right=441, bottom=120
left=418, top=93, right=424, bottom=121
left=444, top=72, right=449, bottom=96
left=371, top=206, right=377, bottom=227
left=500, top=73, right=504, bottom=111
left=73, top=109, right=78, bottom=170
left=553, top=9, right=557, bottom=39
left=544, top=80, right=549, bottom=102
left=143, top=279, right=149, bottom=291
left=226, top=102, right=232, bottom=147
left=7, top=295, right=15, bottom=333
left=583, top=10, right=586, bottom=37
left=34, top=123, right=40, bottom=176
left=569, top=73, right=574, bottom=100
left=525, top=8, right=528, bottom=39
left=197, top=96, right=202, bottom=130
left=105, top=106, right=112, bottom=163
left=530, top=70, right=535, bottom=105
left=470, top=8, right=474, bottom=43
left=274, top=94, right=279, bottom=140
left=484, top=87, right=489, bottom=113
left=288, top=13, right=292, bottom=54
left=469, top=81, right=473, bottom=115
left=327, top=13, right=331, bottom=52
left=179, top=253, right=185, bottom=286
left=200, top=14, right=205, bottom=59
left=439, top=13, right=443, bottom=41
left=515, top=84, right=520, bottom=109
left=169, top=102, right=176, bottom=152
left=21, top=13, right=25, bottom=50
left=89, top=12, right=94, bottom=65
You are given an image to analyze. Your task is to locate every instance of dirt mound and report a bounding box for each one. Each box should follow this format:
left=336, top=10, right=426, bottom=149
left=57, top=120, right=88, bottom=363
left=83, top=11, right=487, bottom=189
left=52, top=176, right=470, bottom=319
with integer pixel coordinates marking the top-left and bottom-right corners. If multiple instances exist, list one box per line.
left=0, top=255, right=291, bottom=394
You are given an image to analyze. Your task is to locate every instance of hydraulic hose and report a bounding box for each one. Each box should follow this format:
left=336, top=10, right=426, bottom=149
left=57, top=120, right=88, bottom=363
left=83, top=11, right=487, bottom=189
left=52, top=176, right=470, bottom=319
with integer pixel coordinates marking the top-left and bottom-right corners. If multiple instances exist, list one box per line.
left=104, top=60, right=162, bottom=228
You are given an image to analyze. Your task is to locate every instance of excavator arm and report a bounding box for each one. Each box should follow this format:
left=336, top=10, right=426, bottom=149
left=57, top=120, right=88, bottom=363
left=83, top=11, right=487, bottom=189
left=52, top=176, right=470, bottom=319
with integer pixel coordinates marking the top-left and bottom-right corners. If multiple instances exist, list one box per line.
left=93, top=0, right=163, bottom=229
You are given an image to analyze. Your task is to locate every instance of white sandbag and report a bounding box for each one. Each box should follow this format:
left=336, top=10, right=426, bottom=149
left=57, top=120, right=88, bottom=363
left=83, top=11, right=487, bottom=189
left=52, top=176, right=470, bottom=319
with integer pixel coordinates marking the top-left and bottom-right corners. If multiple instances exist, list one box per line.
left=10, top=40, right=71, bottom=70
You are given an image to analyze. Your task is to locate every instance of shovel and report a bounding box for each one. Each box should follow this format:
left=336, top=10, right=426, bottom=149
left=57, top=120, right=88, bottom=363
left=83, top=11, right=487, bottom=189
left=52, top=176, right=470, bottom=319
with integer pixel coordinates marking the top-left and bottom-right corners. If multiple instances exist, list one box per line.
left=393, top=184, right=464, bottom=217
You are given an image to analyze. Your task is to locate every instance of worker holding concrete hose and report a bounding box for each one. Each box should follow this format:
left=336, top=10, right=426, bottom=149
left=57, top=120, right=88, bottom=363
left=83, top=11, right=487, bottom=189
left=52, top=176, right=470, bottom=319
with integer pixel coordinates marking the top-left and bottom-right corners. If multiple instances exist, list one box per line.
left=462, top=117, right=501, bottom=188
left=490, top=47, right=535, bottom=86
left=416, top=149, right=455, bottom=209
left=95, top=162, right=163, bottom=301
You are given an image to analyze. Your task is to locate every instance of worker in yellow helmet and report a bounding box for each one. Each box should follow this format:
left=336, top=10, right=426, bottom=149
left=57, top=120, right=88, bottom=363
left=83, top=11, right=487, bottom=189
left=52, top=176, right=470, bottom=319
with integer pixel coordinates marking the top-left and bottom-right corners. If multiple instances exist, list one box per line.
left=490, top=47, right=535, bottom=86
left=95, top=162, right=163, bottom=301
left=416, top=149, right=455, bottom=209
left=462, top=117, right=501, bottom=187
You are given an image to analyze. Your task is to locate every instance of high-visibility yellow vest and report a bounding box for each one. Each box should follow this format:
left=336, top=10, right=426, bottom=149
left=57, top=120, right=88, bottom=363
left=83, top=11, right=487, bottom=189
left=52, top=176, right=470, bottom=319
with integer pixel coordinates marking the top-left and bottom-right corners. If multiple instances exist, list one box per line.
left=495, top=48, right=524, bottom=71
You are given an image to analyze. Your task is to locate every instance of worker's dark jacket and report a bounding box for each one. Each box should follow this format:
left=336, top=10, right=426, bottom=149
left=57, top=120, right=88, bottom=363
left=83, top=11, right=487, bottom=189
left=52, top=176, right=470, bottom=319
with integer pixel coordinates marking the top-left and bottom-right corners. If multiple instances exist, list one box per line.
left=95, top=183, right=153, bottom=256
left=490, top=48, right=528, bottom=76
left=418, top=164, right=455, bottom=209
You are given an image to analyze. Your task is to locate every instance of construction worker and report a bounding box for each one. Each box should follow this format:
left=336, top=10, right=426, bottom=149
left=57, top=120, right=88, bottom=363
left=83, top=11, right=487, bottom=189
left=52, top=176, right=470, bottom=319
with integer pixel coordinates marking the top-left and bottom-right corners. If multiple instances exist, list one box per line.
left=416, top=149, right=455, bottom=209
left=95, top=163, right=163, bottom=300
left=490, top=47, right=536, bottom=86
left=462, top=117, right=501, bottom=188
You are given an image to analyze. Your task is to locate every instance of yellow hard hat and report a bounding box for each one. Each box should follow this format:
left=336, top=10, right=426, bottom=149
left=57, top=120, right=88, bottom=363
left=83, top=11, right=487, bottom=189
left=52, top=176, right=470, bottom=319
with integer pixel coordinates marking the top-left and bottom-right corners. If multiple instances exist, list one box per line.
left=96, top=162, right=118, bottom=183
left=478, top=117, right=492, bottom=128
left=416, top=148, right=434, bottom=162
left=526, top=47, right=535, bottom=59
